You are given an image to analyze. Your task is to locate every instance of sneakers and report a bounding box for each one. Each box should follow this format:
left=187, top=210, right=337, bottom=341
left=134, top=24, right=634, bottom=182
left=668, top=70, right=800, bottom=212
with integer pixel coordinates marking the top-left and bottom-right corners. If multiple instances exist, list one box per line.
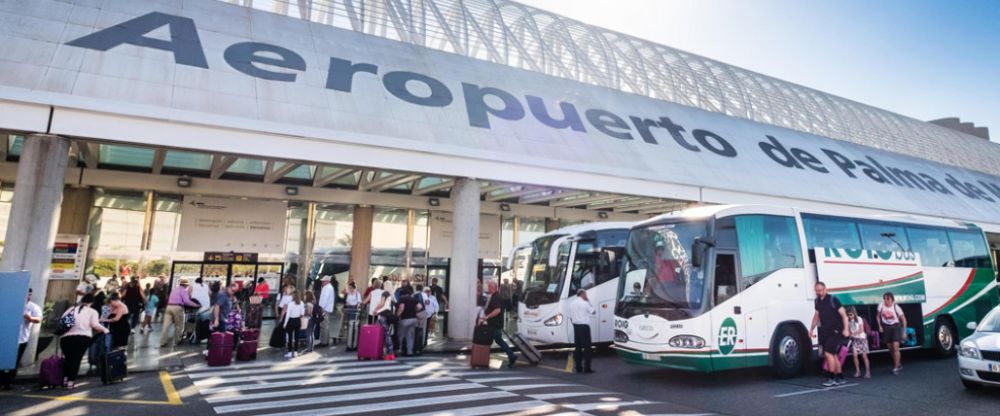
left=892, top=367, right=901, bottom=375
left=384, top=354, right=396, bottom=361
left=834, top=378, right=846, bottom=386
left=822, top=378, right=836, bottom=387
left=507, top=357, right=517, bottom=369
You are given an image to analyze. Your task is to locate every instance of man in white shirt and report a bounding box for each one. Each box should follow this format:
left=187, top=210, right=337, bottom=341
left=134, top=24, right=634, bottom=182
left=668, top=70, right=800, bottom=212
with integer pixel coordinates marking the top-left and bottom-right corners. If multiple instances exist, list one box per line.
left=317, top=276, right=336, bottom=347
left=569, top=289, right=596, bottom=374
left=4, top=289, right=42, bottom=388
left=76, top=275, right=96, bottom=303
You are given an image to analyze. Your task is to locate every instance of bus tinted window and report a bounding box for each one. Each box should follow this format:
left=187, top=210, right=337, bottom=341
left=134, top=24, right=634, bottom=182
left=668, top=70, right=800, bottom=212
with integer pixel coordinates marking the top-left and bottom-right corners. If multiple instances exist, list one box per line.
left=735, top=215, right=803, bottom=288
left=948, top=230, right=992, bottom=268
left=803, top=216, right=862, bottom=250
left=859, top=222, right=908, bottom=252
left=906, top=227, right=953, bottom=267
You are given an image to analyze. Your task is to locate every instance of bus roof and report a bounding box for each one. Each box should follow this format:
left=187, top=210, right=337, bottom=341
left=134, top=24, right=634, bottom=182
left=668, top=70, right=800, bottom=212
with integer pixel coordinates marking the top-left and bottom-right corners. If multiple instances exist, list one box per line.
left=540, top=221, right=636, bottom=239
left=638, top=204, right=979, bottom=230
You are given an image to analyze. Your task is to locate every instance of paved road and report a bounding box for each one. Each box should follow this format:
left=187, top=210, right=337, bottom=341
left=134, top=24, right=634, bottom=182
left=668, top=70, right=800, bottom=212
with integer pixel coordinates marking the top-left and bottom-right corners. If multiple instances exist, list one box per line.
left=522, top=348, right=1000, bottom=416
left=2, top=347, right=996, bottom=415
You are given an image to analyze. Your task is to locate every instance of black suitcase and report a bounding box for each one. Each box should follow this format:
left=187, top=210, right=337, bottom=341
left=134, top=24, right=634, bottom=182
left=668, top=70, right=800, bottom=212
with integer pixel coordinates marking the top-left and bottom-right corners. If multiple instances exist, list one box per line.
left=269, top=324, right=285, bottom=348
left=506, top=330, right=541, bottom=366
left=99, top=348, right=127, bottom=384
left=345, top=319, right=359, bottom=351
left=413, top=327, right=425, bottom=353
left=88, top=333, right=112, bottom=374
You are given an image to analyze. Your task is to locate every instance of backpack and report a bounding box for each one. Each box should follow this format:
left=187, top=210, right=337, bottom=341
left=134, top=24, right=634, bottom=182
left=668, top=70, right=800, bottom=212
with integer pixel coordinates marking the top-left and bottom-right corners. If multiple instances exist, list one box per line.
left=312, top=303, right=325, bottom=323
left=54, top=308, right=78, bottom=336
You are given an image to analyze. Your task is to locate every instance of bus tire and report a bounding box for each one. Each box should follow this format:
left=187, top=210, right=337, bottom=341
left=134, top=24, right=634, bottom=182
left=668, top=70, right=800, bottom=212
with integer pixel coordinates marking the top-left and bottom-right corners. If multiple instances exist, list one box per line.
left=770, top=325, right=806, bottom=379
left=933, top=317, right=957, bottom=358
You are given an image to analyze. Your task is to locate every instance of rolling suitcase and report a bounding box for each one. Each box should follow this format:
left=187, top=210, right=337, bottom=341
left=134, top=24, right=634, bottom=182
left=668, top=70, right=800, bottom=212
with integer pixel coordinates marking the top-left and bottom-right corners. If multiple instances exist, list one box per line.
left=245, top=304, right=263, bottom=329
left=269, top=324, right=285, bottom=348
left=413, top=327, right=425, bottom=354
left=470, top=344, right=491, bottom=368
left=237, top=329, right=259, bottom=361
left=88, top=332, right=112, bottom=374
left=39, top=354, right=64, bottom=389
left=99, top=348, right=127, bottom=384
left=822, top=340, right=851, bottom=371
left=207, top=331, right=235, bottom=367
left=357, top=324, right=384, bottom=360
left=473, top=325, right=493, bottom=346
left=345, top=319, right=360, bottom=352
left=506, top=330, right=541, bottom=366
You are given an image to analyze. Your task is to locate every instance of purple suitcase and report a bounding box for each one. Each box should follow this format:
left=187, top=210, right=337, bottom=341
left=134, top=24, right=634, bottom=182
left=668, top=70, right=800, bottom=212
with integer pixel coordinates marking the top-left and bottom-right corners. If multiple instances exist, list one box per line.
left=207, top=331, right=234, bottom=367
left=357, top=324, right=384, bottom=361
left=39, top=355, right=64, bottom=388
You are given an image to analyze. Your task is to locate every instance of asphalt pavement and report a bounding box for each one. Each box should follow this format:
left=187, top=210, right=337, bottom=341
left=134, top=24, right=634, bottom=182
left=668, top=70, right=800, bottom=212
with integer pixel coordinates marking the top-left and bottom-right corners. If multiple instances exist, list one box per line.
left=1, top=346, right=996, bottom=415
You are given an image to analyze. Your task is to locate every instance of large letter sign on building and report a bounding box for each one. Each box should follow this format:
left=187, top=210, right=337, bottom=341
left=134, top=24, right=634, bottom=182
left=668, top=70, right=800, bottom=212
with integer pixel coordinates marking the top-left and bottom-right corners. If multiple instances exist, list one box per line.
left=2, top=1, right=1000, bottom=225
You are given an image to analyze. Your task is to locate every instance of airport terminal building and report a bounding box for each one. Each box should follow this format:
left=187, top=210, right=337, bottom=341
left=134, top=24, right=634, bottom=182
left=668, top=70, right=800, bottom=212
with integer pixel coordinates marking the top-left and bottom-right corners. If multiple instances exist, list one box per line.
left=1, top=0, right=999, bottom=354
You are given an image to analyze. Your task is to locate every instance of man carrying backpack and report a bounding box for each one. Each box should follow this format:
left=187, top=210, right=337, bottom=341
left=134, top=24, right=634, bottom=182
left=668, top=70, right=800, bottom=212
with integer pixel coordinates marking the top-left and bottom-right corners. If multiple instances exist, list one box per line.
left=810, top=281, right=850, bottom=387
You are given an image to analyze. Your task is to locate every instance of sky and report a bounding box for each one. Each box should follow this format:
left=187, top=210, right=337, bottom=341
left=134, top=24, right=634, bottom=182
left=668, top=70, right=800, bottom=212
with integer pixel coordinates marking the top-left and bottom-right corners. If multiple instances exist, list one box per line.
left=516, top=0, right=1000, bottom=142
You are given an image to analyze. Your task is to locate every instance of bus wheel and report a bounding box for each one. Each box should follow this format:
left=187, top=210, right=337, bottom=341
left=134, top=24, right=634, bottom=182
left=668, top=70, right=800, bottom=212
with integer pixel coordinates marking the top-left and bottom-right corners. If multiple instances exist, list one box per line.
left=933, top=318, right=957, bottom=358
left=770, top=326, right=805, bottom=379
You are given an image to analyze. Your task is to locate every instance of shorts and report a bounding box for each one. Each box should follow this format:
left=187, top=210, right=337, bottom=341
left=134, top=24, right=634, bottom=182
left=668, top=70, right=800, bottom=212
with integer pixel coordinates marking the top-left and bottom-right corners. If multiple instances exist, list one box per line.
left=882, top=323, right=902, bottom=344
left=819, top=330, right=844, bottom=355
left=851, top=337, right=869, bottom=354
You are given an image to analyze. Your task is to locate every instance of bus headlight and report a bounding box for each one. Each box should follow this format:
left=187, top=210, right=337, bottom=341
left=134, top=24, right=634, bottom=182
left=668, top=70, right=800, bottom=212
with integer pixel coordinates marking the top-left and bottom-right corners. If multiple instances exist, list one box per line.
left=614, top=330, right=629, bottom=343
left=668, top=335, right=706, bottom=349
left=959, top=341, right=981, bottom=360
left=543, top=314, right=563, bottom=326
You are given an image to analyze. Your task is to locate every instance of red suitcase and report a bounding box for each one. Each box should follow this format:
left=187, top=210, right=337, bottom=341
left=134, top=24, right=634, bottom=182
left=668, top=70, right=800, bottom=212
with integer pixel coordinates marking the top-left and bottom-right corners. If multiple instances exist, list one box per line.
left=207, top=331, right=234, bottom=367
left=236, top=341, right=258, bottom=361
left=39, top=355, right=64, bottom=389
left=357, top=324, right=384, bottom=361
left=470, top=344, right=491, bottom=368
left=241, top=329, right=260, bottom=342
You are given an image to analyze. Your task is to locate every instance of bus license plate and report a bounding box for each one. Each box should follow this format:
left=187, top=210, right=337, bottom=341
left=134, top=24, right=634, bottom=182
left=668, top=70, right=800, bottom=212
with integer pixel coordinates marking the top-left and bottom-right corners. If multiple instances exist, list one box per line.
left=642, top=353, right=658, bottom=361
left=527, top=329, right=538, bottom=336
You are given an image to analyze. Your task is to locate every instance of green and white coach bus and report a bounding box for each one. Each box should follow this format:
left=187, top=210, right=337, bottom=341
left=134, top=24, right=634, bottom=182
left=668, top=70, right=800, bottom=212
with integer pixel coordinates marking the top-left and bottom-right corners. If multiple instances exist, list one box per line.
left=613, top=205, right=999, bottom=377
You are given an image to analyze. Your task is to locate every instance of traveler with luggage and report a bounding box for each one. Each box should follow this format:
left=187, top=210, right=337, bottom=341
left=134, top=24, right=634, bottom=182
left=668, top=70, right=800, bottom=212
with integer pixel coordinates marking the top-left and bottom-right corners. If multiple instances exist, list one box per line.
left=57, top=294, right=109, bottom=389
left=846, top=306, right=871, bottom=379
left=161, top=279, right=200, bottom=347
left=103, top=292, right=131, bottom=349
left=479, top=281, right=517, bottom=368
left=280, top=290, right=306, bottom=358
left=317, top=276, right=335, bottom=347
left=121, top=277, right=146, bottom=331
left=364, top=281, right=386, bottom=325
left=395, top=287, right=423, bottom=356
left=420, top=286, right=438, bottom=343
left=212, top=283, right=238, bottom=333
left=878, top=291, right=907, bottom=375
left=810, top=281, right=850, bottom=387
left=342, top=281, right=362, bottom=331
left=569, top=289, right=596, bottom=373
left=302, top=291, right=317, bottom=353
left=375, top=291, right=396, bottom=360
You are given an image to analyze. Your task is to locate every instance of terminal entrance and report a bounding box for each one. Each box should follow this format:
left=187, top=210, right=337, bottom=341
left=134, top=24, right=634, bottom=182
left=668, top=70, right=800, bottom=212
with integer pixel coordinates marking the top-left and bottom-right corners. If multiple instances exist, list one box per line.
left=169, top=252, right=285, bottom=318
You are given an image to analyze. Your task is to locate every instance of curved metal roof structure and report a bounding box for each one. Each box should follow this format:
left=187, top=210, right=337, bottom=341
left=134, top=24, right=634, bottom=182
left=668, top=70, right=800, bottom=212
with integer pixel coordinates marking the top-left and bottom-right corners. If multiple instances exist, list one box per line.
left=227, top=0, right=1000, bottom=176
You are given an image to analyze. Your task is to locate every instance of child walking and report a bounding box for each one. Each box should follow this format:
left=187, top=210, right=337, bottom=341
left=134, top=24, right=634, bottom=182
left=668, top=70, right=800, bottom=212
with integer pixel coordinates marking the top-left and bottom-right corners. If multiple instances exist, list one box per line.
left=846, top=306, right=871, bottom=379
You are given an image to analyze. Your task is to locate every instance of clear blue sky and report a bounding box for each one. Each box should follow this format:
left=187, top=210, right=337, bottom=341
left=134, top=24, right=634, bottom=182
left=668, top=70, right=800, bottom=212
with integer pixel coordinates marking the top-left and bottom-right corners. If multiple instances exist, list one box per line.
left=518, top=0, right=1000, bottom=141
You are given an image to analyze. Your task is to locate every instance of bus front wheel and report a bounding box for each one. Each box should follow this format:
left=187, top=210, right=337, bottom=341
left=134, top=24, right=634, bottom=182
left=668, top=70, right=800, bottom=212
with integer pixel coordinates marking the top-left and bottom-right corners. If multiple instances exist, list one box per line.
left=770, top=325, right=806, bottom=379
left=933, top=318, right=957, bottom=358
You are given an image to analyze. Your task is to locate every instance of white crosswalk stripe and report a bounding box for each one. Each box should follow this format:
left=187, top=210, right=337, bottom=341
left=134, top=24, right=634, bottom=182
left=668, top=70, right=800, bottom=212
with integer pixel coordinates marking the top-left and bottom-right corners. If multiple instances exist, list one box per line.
left=186, top=355, right=706, bottom=416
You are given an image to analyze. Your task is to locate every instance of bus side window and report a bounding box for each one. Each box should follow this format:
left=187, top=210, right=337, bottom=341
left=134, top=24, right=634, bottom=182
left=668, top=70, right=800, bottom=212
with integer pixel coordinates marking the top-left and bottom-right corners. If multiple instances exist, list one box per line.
left=906, top=227, right=953, bottom=267
left=948, top=230, right=991, bottom=268
left=714, top=253, right=737, bottom=305
left=595, top=247, right=624, bottom=286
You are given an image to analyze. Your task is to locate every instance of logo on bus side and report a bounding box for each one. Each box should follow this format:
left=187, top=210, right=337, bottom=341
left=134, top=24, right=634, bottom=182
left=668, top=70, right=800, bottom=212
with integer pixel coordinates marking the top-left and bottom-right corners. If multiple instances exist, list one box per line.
left=718, top=317, right=738, bottom=355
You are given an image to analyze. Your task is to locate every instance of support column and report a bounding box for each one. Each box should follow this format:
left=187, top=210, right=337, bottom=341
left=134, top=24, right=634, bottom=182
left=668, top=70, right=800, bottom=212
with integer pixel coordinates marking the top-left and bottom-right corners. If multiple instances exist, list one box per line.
left=47, top=187, right=95, bottom=307
left=448, top=178, right=480, bottom=341
left=545, top=218, right=560, bottom=233
left=0, top=134, right=70, bottom=367
left=350, top=205, right=373, bottom=291
left=296, top=202, right=317, bottom=291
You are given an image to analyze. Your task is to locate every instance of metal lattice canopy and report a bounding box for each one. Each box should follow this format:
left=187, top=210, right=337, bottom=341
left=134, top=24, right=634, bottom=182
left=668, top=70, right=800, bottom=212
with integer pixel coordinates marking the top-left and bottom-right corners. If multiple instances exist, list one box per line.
left=222, top=0, right=1000, bottom=176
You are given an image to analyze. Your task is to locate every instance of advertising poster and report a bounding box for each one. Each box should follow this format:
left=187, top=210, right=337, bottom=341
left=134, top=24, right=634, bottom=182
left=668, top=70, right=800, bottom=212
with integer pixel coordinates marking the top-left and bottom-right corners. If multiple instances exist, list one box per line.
left=177, top=196, right=288, bottom=253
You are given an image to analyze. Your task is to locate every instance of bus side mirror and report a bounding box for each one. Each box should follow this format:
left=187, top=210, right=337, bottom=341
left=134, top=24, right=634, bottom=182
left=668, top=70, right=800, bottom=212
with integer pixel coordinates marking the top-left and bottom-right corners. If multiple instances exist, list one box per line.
left=691, top=237, right=715, bottom=268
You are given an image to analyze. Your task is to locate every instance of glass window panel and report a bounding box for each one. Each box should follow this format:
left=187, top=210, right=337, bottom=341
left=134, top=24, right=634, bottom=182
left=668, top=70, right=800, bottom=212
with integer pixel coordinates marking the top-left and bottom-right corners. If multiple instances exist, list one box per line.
left=8, top=135, right=23, bottom=156
left=735, top=215, right=803, bottom=289
left=948, top=230, right=992, bottom=268
left=412, top=210, right=429, bottom=253
left=163, top=150, right=212, bottom=170
left=859, top=222, right=909, bottom=252
left=803, top=216, right=861, bottom=250
left=371, top=207, right=408, bottom=268
left=285, top=164, right=314, bottom=179
left=226, top=158, right=265, bottom=175
left=500, top=216, right=516, bottom=258
left=100, top=144, right=155, bottom=167
left=906, top=227, right=953, bottom=267
left=517, top=217, right=546, bottom=245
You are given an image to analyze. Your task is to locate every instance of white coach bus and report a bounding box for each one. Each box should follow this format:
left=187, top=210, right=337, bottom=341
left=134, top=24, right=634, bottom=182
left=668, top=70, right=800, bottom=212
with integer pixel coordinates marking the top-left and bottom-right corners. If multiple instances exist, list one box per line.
left=515, top=222, right=633, bottom=346
left=613, top=205, right=998, bottom=377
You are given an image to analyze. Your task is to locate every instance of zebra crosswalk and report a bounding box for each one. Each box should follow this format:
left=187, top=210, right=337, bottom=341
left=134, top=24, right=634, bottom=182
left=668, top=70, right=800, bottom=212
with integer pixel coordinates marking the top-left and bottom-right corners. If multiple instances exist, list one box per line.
left=185, top=354, right=712, bottom=416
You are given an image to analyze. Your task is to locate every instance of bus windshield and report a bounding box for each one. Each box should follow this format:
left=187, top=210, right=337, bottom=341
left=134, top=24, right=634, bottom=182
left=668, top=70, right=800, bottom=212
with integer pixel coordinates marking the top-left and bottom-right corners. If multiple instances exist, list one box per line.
left=522, top=234, right=567, bottom=306
left=616, top=221, right=709, bottom=320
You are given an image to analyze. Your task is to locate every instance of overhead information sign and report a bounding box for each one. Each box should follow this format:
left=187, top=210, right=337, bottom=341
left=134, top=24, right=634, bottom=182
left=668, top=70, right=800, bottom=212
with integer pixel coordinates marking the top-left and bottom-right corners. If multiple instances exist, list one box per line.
left=178, top=196, right=287, bottom=253
left=2, top=1, right=1000, bottom=223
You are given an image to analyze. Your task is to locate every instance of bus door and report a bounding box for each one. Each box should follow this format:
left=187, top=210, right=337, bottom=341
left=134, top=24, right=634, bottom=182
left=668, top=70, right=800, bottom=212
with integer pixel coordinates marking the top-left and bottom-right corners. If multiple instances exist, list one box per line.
left=566, top=240, right=602, bottom=340
left=711, top=248, right=747, bottom=370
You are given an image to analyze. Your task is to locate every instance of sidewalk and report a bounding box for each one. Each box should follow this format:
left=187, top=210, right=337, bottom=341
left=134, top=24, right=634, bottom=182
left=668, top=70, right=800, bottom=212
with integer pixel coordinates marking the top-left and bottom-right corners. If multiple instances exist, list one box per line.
left=16, top=319, right=474, bottom=379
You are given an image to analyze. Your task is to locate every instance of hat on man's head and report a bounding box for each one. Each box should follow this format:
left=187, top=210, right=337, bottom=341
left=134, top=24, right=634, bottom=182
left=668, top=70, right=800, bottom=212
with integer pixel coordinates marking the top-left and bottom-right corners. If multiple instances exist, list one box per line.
left=179, top=278, right=190, bottom=286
